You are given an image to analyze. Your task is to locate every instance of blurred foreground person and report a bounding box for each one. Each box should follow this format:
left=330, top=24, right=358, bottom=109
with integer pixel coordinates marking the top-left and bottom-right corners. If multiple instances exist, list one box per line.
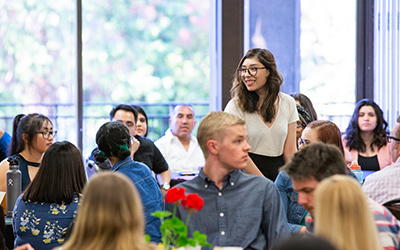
left=55, top=172, right=154, bottom=250
left=314, top=175, right=382, bottom=250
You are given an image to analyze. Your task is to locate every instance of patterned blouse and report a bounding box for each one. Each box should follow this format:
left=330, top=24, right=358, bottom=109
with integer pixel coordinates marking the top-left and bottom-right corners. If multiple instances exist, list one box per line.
left=12, top=193, right=80, bottom=250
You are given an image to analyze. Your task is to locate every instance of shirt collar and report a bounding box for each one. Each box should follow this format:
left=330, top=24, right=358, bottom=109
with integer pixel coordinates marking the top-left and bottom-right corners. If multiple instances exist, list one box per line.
left=111, top=156, right=133, bottom=172
left=165, top=128, right=196, bottom=144
left=198, top=168, right=241, bottom=187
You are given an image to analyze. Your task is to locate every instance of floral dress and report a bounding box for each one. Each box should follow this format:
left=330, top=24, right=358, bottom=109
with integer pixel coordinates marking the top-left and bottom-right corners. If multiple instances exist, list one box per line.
left=12, top=194, right=80, bottom=250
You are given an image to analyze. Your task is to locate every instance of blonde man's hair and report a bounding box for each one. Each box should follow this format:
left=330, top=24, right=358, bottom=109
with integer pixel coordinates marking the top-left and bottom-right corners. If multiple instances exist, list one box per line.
left=197, top=112, right=245, bottom=158
left=314, top=175, right=382, bottom=250
left=55, top=172, right=152, bottom=250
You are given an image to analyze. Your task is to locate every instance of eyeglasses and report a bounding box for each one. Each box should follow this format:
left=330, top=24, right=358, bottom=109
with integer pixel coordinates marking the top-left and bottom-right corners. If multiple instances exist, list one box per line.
left=37, top=131, right=57, bottom=139
left=236, top=67, right=266, bottom=77
left=298, top=138, right=310, bottom=147
left=387, top=135, right=400, bottom=143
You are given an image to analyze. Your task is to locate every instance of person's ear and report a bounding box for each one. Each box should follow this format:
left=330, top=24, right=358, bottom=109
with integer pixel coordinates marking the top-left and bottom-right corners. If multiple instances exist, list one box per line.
left=22, top=133, right=29, bottom=144
left=207, top=140, right=218, bottom=155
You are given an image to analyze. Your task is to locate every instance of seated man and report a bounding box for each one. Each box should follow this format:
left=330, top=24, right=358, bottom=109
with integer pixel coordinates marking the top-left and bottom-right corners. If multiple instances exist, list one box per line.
left=90, top=104, right=172, bottom=193
left=167, top=111, right=290, bottom=250
left=155, top=104, right=205, bottom=174
left=282, top=143, right=400, bottom=250
left=363, top=115, right=400, bottom=204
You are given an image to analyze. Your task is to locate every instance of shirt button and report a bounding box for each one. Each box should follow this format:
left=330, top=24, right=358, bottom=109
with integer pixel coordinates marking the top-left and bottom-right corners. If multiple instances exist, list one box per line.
left=218, top=192, right=222, bottom=196
left=205, top=184, right=208, bottom=188
left=220, top=212, right=224, bottom=217
left=221, top=231, right=225, bottom=235
left=231, top=182, right=234, bottom=186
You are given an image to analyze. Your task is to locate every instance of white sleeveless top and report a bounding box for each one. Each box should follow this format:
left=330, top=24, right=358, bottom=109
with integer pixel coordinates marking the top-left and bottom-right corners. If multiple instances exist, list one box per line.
left=224, top=92, right=298, bottom=157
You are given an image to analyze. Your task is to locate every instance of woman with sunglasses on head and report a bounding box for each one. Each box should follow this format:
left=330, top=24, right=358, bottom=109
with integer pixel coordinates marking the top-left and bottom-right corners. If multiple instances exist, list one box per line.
left=343, top=99, right=392, bottom=171
left=225, top=48, right=298, bottom=181
left=0, top=113, right=55, bottom=192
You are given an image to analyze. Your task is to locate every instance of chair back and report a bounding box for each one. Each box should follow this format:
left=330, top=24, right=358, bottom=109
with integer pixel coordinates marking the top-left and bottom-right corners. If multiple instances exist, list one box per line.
left=383, top=199, right=400, bottom=220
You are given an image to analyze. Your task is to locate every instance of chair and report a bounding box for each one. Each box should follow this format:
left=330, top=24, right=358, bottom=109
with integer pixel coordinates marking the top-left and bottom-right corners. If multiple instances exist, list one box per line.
left=383, top=199, right=400, bottom=220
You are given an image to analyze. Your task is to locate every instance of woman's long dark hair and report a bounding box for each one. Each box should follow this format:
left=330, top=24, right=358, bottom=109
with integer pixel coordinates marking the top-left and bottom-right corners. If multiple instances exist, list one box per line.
left=230, top=48, right=283, bottom=123
left=94, top=121, right=131, bottom=163
left=22, top=141, right=87, bottom=204
left=344, top=99, right=388, bottom=152
left=290, top=93, right=318, bottom=121
left=9, top=113, right=52, bottom=156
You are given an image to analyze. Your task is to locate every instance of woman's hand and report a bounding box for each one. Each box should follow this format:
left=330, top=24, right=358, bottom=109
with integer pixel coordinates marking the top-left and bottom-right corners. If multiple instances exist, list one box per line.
left=130, top=136, right=140, bottom=158
left=14, top=243, right=35, bottom=250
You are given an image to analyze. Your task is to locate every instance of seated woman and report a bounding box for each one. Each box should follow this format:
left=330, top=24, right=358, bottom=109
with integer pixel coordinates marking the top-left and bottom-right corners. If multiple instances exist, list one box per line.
left=295, top=105, right=312, bottom=146
left=132, top=105, right=149, bottom=137
left=290, top=93, right=318, bottom=121
left=343, top=98, right=391, bottom=171
left=0, top=113, right=55, bottom=192
left=275, top=120, right=355, bottom=234
left=13, top=141, right=86, bottom=250
left=93, top=121, right=162, bottom=242
left=314, top=175, right=382, bottom=250
left=54, top=172, right=154, bottom=250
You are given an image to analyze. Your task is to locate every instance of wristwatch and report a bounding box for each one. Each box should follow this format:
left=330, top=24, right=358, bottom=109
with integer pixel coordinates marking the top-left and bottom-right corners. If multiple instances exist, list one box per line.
left=161, top=182, right=170, bottom=190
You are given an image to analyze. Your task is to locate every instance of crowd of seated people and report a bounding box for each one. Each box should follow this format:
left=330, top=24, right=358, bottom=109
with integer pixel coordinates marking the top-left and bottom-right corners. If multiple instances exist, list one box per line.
left=0, top=48, right=399, bottom=250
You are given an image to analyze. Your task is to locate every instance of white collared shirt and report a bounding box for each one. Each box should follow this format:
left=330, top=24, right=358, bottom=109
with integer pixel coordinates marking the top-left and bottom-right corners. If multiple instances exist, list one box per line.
left=155, top=129, right=205, bottom=173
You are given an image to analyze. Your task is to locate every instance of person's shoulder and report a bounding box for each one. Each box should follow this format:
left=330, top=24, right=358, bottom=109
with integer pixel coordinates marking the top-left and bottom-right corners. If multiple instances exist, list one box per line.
left=224, top=98, right=240, bottom=112
left=240, top=171, right=275, bottom=187
left=174, top=176, right=203, bottom=192
left=154, top=134, right=169, bottom=145
left=279, top=92, right=295, bottom=102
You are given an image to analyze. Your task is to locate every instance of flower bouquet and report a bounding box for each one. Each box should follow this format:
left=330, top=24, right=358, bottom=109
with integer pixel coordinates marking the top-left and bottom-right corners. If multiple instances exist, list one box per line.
left=152, top=187, right=211, bottom=250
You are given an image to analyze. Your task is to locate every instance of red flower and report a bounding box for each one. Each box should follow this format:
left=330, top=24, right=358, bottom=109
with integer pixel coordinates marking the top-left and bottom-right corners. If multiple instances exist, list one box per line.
left=182, top=193, right=204, bottom=211
left=165, top=187, right=186, bottom=203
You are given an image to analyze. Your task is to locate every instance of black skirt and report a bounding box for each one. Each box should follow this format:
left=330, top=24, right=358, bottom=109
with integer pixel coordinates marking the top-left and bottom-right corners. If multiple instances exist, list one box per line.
left=249, top=152, right=285, bottom=181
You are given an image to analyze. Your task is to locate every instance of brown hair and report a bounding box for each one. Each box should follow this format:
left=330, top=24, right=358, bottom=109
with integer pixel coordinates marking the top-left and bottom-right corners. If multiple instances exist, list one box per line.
left=230, top=48, right=283, bottom=123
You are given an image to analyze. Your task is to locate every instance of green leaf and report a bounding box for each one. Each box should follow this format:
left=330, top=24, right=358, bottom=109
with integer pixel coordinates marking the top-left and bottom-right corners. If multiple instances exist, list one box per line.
left=152, top=211, right=172, bottom=218
left=193, top=231, right=211, bottom=247
left=145, top=234, right=150, bottom=243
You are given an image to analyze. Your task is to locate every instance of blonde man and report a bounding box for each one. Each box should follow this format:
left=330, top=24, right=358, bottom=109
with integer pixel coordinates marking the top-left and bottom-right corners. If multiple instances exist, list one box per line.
left=167, top=111, right=290, bottom=250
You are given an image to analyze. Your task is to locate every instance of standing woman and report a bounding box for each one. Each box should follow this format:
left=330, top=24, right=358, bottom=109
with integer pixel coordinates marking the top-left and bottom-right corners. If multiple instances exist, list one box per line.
left=0, top=113, right=55, bottom=192
left=13, top=141, right=86, bottom=250
left=225, top=48, right=298, bottom=181
left=132, top=105, right=149, bottom=137
left=343, top=99, right=391, bottom=171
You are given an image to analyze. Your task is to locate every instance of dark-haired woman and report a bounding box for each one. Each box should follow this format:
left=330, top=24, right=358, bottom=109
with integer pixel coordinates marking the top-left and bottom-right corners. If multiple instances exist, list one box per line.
left=94, top=121, right=162, bottom=243
left=343, top=99, right=392, bottom=171
left=132, top=105, right=149, bottom=137
left=224, top=48, right=298, bottom=181
left=13, top=141, right=86, bottom=250
left=0, top=113, right=55, bottom=192
left=289, top=93, right=318, bottom=121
